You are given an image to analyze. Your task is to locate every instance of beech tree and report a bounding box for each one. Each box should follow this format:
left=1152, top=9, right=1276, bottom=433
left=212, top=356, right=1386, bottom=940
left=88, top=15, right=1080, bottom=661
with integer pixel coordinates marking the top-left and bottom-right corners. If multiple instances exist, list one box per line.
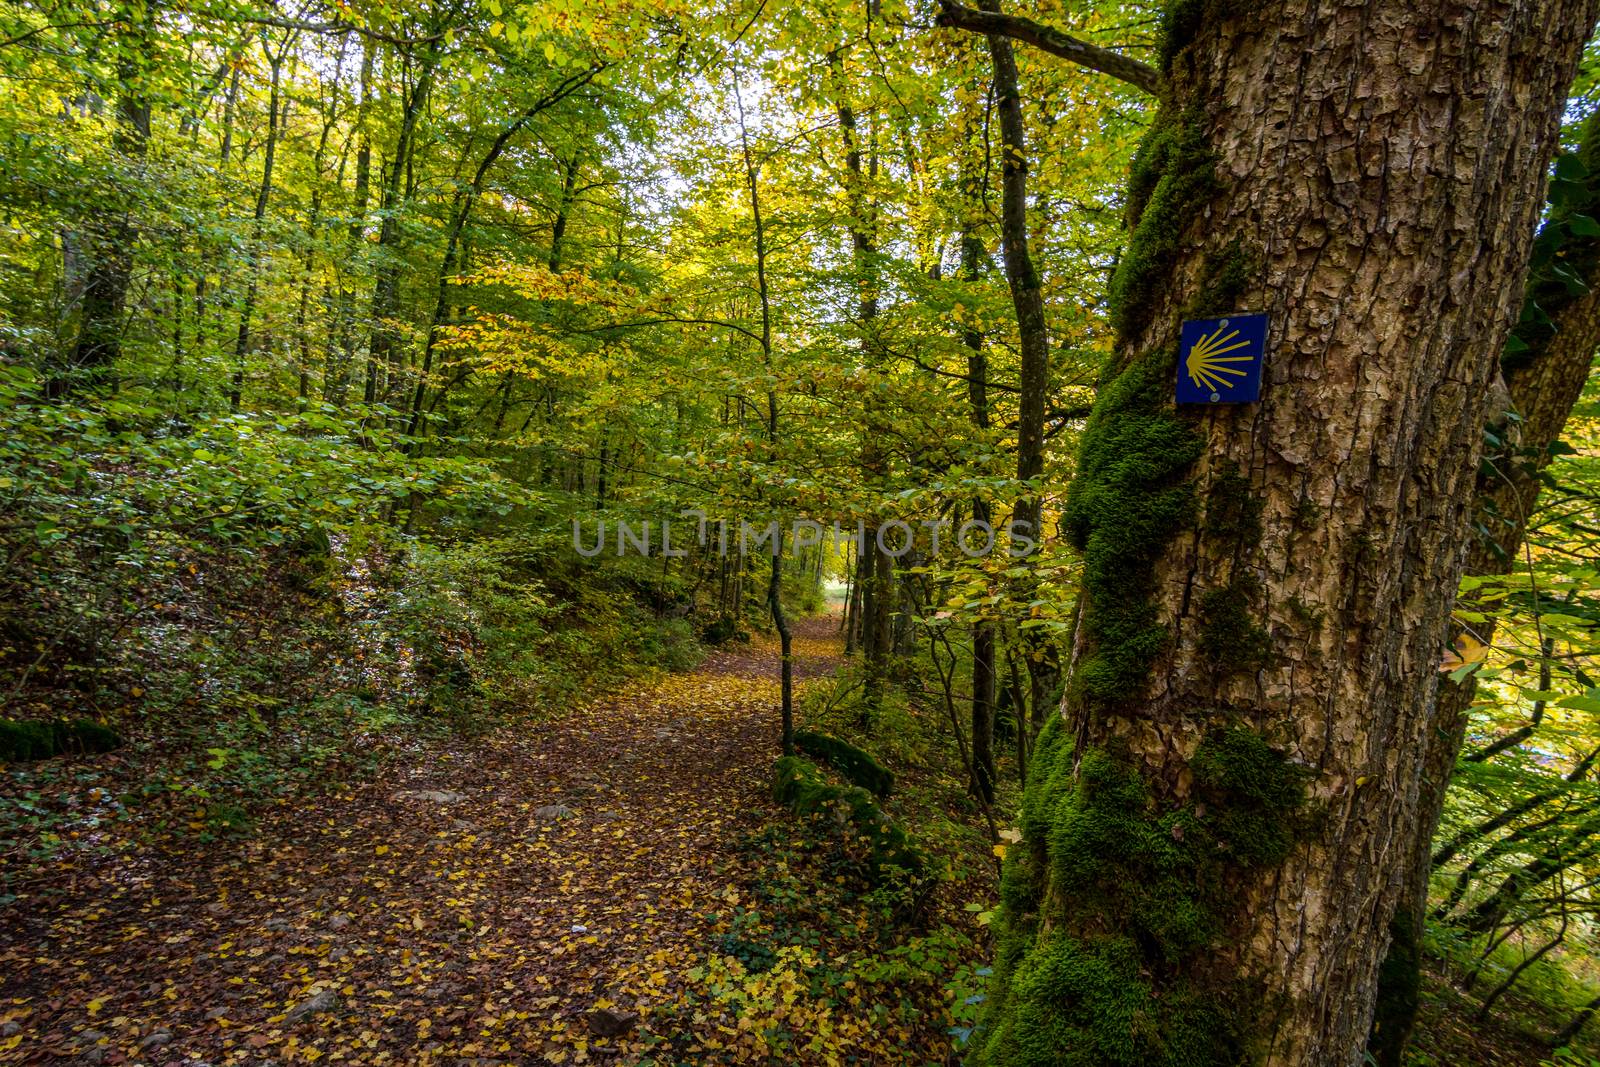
left=940, top=0, right=1599, bottom=1062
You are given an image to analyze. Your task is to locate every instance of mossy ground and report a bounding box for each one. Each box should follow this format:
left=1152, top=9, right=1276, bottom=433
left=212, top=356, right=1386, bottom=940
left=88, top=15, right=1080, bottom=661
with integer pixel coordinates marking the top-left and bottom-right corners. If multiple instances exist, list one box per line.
left=772, top=754, right=924, bottom=881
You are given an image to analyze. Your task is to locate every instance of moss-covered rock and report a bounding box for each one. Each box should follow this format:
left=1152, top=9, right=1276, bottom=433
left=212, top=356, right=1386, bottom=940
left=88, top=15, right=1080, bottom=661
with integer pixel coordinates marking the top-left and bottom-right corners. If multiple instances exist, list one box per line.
left=771, top=756, right=924, bottom=880
left=0, top=717, right=121, bottom=762
left=700, top=615, right=748, bottom=645
left=793, top=729, right=894, bottom=797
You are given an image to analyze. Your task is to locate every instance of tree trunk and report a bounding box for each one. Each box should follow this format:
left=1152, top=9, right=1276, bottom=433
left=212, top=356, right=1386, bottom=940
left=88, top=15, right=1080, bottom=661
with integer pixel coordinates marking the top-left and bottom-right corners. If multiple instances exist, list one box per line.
left=734, top=70, right=794, bottom=755
left=972, top=2, right=1595, bottom=1065
left=984, top=3, right=1059, bottom=729
left=961, top=125, right=998, bottom=804
left=368, top=40, right=442, bottom=409
left=1369, top=111, right=1600, bottom=1066
left=49, top=2, right=153, bottom=399
left=327, top=34, right=373, bottom=407
left=227, top=35, right=289, bottom=412
left=831, top=47, right=895, bottom=715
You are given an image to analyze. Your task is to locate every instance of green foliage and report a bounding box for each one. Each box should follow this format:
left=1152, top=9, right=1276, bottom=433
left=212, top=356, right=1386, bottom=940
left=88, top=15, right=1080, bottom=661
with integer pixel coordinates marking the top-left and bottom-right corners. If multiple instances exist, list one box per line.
left=1507, top=112, right=1600, bottom=373
left=793, top=729, right=894, bottom=797
left=701, top=615, right=749, bottom=646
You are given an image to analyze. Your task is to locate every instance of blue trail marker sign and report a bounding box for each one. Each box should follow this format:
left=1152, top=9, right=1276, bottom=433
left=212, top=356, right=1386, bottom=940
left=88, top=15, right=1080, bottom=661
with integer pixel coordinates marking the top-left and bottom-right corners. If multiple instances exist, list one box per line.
left=1176, top=312, right=1268, bottom=404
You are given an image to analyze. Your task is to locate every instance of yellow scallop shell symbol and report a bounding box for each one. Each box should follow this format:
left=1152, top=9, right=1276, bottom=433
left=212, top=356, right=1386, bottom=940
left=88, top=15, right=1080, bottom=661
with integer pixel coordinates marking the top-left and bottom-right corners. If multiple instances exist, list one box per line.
left=1185, top=318, right=1255, bottom=395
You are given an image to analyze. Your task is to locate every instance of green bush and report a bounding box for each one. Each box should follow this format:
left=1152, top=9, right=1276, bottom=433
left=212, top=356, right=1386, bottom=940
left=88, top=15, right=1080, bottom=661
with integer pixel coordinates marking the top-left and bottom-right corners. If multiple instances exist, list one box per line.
left=701, top=615, right=748, bottom=645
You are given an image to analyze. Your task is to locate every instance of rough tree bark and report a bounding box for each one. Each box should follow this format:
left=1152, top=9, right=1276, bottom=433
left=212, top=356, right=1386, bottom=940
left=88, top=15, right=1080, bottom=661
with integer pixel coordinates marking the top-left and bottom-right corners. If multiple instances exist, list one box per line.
left=944, top=1, right=1598, bottom=1064
left=1371, top=111, right=1600, bottom=1066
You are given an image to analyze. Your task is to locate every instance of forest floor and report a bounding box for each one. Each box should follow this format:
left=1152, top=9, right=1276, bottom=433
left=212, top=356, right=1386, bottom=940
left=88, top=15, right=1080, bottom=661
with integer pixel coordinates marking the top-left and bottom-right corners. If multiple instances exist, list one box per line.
left=7, top=607, right=1560, bottom=1067
left=0, top=614, right=971, bottom=1066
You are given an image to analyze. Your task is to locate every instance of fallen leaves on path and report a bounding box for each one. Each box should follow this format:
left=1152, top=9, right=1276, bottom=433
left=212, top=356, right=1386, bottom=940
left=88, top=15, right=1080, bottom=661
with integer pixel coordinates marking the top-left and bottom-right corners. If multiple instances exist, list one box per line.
left=0, top=617, right=975, bottom=1065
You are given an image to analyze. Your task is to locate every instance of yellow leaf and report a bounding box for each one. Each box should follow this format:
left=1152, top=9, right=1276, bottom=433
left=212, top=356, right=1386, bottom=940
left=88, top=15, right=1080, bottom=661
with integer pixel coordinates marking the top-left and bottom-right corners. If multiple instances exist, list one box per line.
left=991, top=843, right=1007, bottom=859
left=375, top=845, right=389, bottom=855
left=1441, top=630, right=1488, bottom=671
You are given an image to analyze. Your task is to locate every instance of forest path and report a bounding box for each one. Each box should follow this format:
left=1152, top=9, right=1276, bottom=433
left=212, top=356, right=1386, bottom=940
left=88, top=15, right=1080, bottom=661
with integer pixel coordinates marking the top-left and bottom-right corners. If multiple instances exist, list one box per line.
left=1, top=615, right=845, bottom=1066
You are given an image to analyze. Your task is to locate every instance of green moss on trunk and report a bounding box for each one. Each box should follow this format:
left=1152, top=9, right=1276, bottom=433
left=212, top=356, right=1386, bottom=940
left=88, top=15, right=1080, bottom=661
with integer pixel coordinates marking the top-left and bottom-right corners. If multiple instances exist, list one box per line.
left=1109, top=112, right=1219, bottom=345
left=975, top=727, right=1308, bottom=1066
left=1062, top=352, right=1204, bottom=701
left=985, top=4, right=1297, bottom=1056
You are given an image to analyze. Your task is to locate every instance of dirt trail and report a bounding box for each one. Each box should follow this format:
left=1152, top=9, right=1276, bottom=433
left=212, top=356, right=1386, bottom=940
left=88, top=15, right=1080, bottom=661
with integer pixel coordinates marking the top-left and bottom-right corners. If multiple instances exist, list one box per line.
left=0, top=616, right=845, bottom=1066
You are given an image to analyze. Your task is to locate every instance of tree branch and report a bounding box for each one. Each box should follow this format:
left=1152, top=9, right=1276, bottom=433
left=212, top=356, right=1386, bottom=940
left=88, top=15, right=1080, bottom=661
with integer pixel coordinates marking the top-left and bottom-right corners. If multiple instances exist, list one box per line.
left=935, top=0, right=1163, bottom=97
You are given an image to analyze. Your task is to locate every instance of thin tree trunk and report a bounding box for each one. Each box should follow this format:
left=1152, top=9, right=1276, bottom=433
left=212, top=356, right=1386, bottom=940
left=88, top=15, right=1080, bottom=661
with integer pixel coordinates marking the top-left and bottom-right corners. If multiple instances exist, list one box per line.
left=327, top=34, right=373, bottom=407
left=983, top=3, right=1057, bottom=726
left=734, top=70, right=793, bottom=755
left=831, top=40, right=893, bottom=715
left=227, top=34, right=290, bottom=412
left=960, top=105, right=997, bottom=805
left=368, top=38, right=443, bottom=410
left=1549, top=992, right=1600, bottom=1048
